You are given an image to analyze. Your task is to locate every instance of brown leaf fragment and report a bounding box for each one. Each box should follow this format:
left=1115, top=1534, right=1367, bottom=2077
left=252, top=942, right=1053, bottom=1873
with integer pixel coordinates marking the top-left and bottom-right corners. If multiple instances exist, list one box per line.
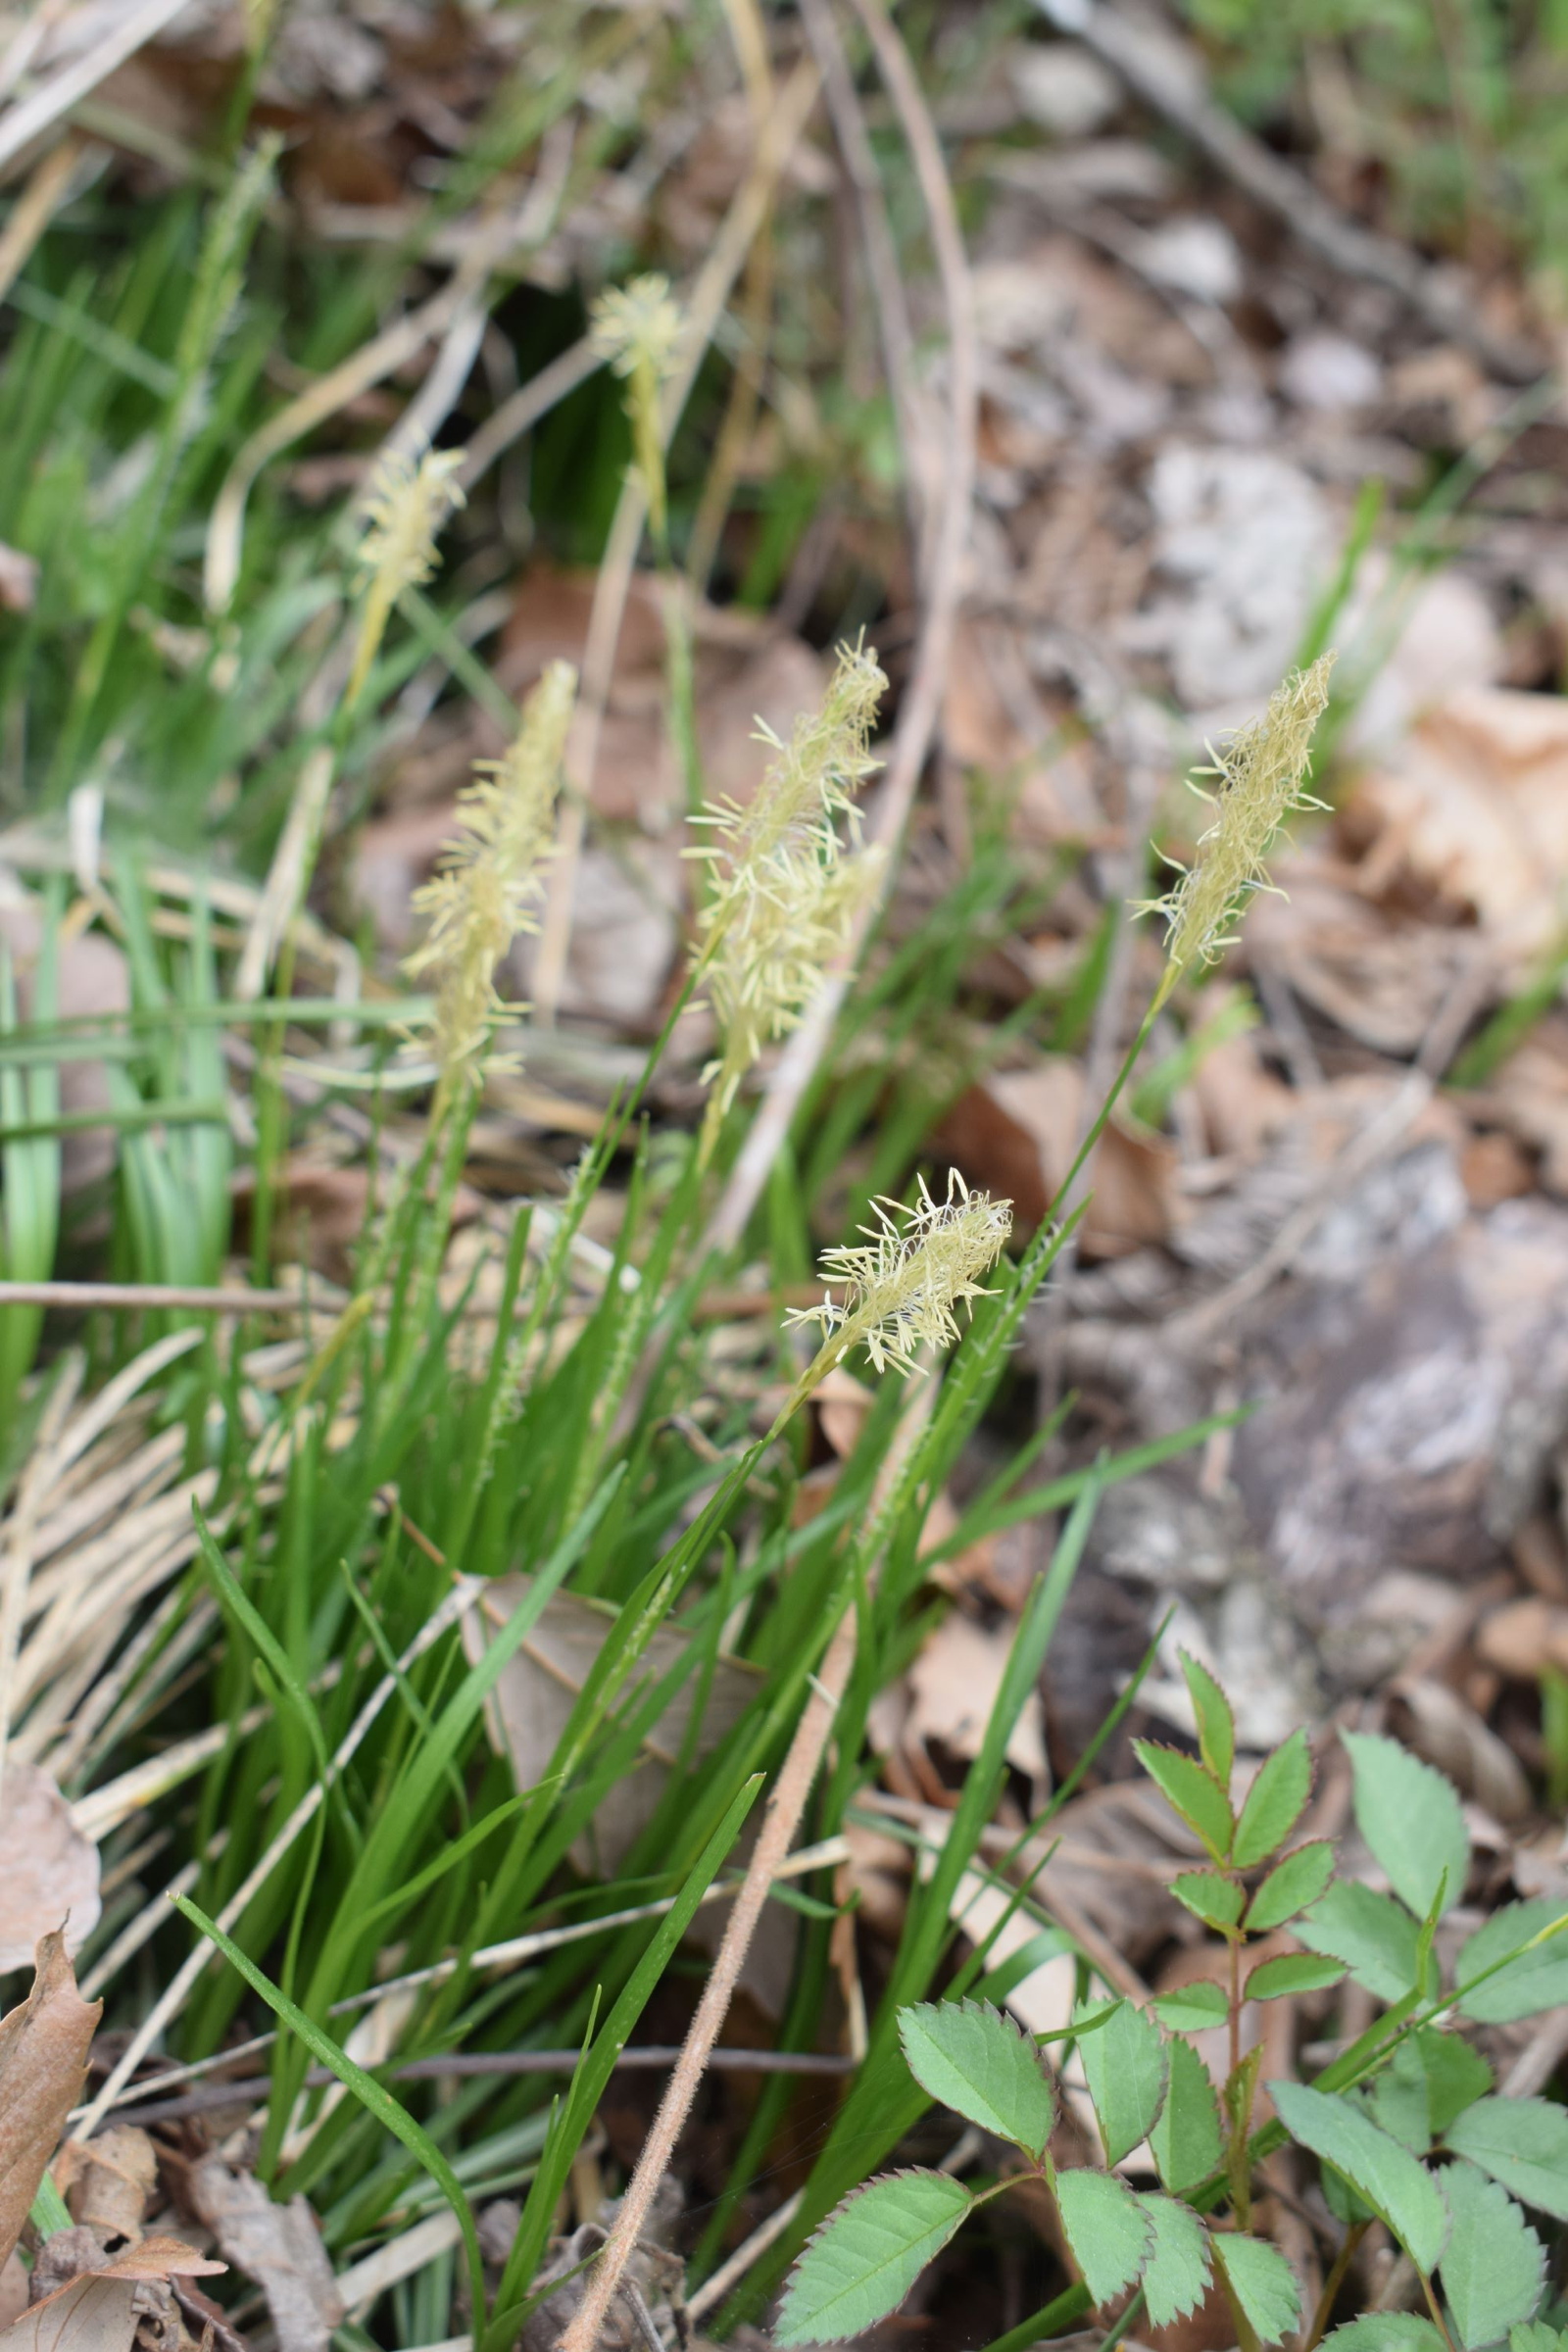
left=190, top=2159, right=341, bottom=2352
left=0, top=1764, right=102, bottom=1974
left=2, top=2234, right=222, bottom=2352
left=0, top=1933, right=102, bottom=2273
left=54, top=2130, right=158, bottom=2244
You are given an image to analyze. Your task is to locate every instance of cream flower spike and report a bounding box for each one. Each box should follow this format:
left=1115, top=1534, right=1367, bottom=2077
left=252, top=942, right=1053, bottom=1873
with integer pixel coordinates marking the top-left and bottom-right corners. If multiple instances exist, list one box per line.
left=692, top=639, right=886, bottom=1129
left=348, top=443, right=466, bottom=706
left=590, top=273, right=684, bottom=540
left=1142, top=652, right=1335, bottom=990
left=405, top=660, right=577, bottom=1097
left=786, top=1170, right=1012, bottom=1379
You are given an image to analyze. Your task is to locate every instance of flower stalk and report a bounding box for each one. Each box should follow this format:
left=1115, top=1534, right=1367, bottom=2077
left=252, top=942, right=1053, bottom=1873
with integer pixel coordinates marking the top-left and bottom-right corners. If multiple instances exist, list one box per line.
left=347, top=444, right=466, bottom=710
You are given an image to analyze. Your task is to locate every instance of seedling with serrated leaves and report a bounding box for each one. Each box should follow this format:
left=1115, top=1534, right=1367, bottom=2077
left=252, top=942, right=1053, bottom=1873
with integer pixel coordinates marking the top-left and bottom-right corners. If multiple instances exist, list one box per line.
left=776, top=1664, right=1568, bottom=2352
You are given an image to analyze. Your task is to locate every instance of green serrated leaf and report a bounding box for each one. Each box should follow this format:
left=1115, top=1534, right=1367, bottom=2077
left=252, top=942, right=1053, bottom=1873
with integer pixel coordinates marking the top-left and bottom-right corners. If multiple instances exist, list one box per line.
left=1233, top=1730, right=1312, bottom=1868
left=1446, top=2099, right=1568, bottom=2221
left=1368, top=2033, right=1492, bottom=2155
left=1136, top=1741, right=1234, bottom=1859
left=1152, top=2034, right=1225, bottom=2194
left=1320, top=2318, right=1446, bottom=2351
left=1173, top=1870, right=1245, bottom=1932
left=1247, top=1951, right=1347, bottom=2000
left=1510, top=2325, right=1565, bottom=2352
left=1137, top=2192, right=1213, bottom=2327
left=1212, top=2232, right=1300, bottom=2345
left=1054, top=2166, right=1152, bottom=2307
left=1343, top=1730, right=1469, bottom=1921
left=1457, top=1904, right=1568, bottom=2025
left=898, top=2001, right=1056, bottom=2158
left=1439, top=2164, right=1544, bottom=2351
left=1246, top=1841, right=1335, bottom=1933
left=1180, top=1651, right=1235, bottom=1785
left=775, top=2171, right=972, bottom=2345
left=1297, top=1880, right=1427, bottom=2003
left=1078, top=1995, right=1168, bottom=2165
left=1270, top=2080, right=1448, bottom=2272
left=1153, top=1981, right=1230, bottom=2033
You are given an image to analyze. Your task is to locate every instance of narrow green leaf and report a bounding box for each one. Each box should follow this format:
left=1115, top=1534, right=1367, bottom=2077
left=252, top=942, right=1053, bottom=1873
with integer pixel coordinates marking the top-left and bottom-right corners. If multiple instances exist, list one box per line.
left=1233, top=1731, right=1312, bottom=1868
left=1456, top=1903, right=1568, bottom=2024
left=1054, top=2167, right=1152, bottom=2307
left=1135, top=1742, right=1233, bottom=1859
left=1320, top=2318, right=1446, bottom=2352
left=1297, top=1881, right=1426, bottom=2003
left=1246, top=1841, right=1335, bottom=1933
left=174, top=1897, right=487, bottom=2327
left=1446, top=2099, right=1568, bottom=2221
left=1269, top=2081, right=1448, bottom=2272
left=1153, top=1982, right=1229, bottom=2033
left=1343, top=1731, right=1469, bottom=1921
left=898, top=2001, right=1055, bottom=2158
left=1173, top=1871, right=1245, bottom=1932
left=1180, top=1651, right=1235, bottom=1785
left=776, top=2172, right=972, bottom=2345
left=1246, top=1952, right=1346, bottom=2000
left=1136, top=2192, right=1212, bottom=2327
left=1152, top=2035, right=1225, bottom=2194
left=1211, top=2232, right=1300, bottom=2346
left=1438, top=2164, right=1544, bottom=2351
left=1078, top=1996, right=1168, bottom=2165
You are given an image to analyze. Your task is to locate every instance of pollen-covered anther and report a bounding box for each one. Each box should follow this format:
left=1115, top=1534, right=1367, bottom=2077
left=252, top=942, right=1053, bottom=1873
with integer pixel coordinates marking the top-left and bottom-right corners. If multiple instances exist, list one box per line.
left=786, top=1171, right=1013, bottom=1378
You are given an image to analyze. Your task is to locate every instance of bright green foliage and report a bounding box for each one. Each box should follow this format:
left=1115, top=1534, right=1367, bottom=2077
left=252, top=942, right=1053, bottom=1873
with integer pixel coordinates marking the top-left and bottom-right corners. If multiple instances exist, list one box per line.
left=1054, top=2167, right=1152, bottom=2305
left=1446, top=2099, right=1568, bottom=2221
left=1322, top=2319, right=1446, bottom=2351
left=1511, top=2326, right=1566, bottom=2352
left=1211, top=2230, right=1300, bottom=2345
left=1153, top=1981, right=1230, bottom=2032
left=1152, top=2034, right=1225, bottom=2193
left=774, top=2173, right=973, bottom=2345
left=1457, top=1903, right=1568, bottom=2023
left=1246, top=1951, right=1346, bottom=1999
left=1297, top=1880, right=1428, bottom=2002
left=1181, top=1650, right=1235, bottom=1783
left=898, top=2001, right=1055, bottom=2158
left=1232, top=1729, right=1312, bottom=1866
left=1137, top=2191, right=1213, bottom=2326
left=1174, top=1870, right=1246, bottom=1931
left=1343, top=1730, right=1469, bottom=1920
left=1368, top=2031, right=1493, bottom=2152
left=1246, top=1839, right=1335, bottom=1932
left=1077, top=1995, right=1168, bottom=2164
left=1134, top=1741, right=1234, bottom=1858
left=1270, top=2082, right=1448, bottom=2271
left=1438, top=2164, right=1544, bottom=2350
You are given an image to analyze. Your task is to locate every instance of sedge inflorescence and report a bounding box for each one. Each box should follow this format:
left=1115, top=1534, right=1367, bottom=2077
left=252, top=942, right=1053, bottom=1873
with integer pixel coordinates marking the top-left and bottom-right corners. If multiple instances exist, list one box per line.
left=692, top=640, right=887, bottom=1121
left=1143, top=653, right=1335, bottom=982
left=590, top=273, right=684, bottom=541
left=348, top=444, right=466, bottom=706
left=405, top=659, right=577, bottom=1094
left=787, top=1170, right=1013, bottom=1378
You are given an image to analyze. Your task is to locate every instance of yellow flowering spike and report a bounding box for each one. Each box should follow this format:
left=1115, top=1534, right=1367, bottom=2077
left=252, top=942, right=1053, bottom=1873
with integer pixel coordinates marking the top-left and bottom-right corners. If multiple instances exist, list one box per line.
left=1142, top=653, right=1335, bottom=984
left=691, top=640, right=886, bottom=1125
left=786, top=1171, right=1013, bottom=1379
left=348, top=444, right=466, bottom=706
left=590, top=273, right=684, bottom=541
left=405, top=659, right=577, bottom=1094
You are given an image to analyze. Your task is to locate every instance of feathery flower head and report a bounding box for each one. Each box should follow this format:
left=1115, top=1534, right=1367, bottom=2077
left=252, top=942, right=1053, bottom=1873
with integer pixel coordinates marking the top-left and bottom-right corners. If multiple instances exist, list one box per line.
left=347, top=443, right=466, bottom=705
left=590, top=273, right=684, bottom=540
left=405, top=659, right=577, bottom=1091
left=1142, top=653, right=1335, bottom=979
left=787, top=1170, right=1012, bottom=1378
left=692, top=639, right=887, bottom=1120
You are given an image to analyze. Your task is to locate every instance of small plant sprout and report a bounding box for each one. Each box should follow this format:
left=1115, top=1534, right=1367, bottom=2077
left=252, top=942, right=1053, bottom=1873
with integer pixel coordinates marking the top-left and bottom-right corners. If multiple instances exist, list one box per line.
left=778, top=1693, right=1568, bottom=2352
left=404, top=659, right=577, bottom=1102
left=590, top=271, right=684, bottom=544
left=1143, top=653, right=1335, bottom=1001
left=347, top=442, right=466, bottom=707
left=692, top=640, right=886, bottom=1149
left=784, top=1170, right=1012, bottom=1386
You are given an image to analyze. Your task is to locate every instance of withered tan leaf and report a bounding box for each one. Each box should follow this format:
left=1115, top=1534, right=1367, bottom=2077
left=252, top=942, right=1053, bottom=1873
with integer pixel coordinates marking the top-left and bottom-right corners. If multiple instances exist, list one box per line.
left=191, top=2159, right=341, bottom=2352
left=0, top=2234, right=224, bottom=2352
left=0, top=1765, right=101, bottom=1975
left=0, top=1932, right=102, bottom=2272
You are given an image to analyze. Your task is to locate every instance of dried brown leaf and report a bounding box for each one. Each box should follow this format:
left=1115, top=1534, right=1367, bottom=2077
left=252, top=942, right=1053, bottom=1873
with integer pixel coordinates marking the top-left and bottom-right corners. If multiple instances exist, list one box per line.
left=0, top=1933, right=102, bottom=2272
left=190, top=2161, right=339, bottom=2352
left=0, top=1765, right=100, bottom=1975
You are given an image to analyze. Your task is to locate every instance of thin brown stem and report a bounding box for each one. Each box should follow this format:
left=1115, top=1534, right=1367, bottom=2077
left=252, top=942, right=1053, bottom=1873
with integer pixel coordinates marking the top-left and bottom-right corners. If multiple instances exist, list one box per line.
left=1301, top=2221, right=1369, bottom=2352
